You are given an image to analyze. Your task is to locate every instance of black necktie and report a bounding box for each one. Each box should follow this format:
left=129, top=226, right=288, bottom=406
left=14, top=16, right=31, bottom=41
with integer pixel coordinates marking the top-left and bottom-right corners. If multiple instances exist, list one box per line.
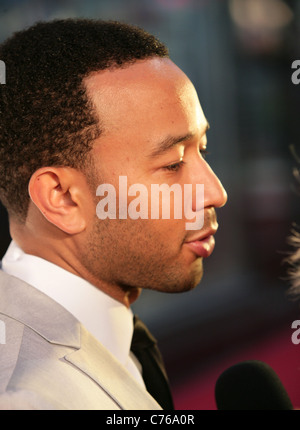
left=130, top=314, right=174, bottom=410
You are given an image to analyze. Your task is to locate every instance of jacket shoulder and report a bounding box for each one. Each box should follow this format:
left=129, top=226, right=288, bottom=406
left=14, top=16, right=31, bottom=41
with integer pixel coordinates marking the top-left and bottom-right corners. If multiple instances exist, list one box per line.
left=0, top=388, right=61, bottom=410
left=0, top=313, right=25, bottom=395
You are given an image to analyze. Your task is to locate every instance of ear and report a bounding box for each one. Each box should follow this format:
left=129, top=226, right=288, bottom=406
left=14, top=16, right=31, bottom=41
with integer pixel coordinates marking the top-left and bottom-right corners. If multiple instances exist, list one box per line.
left=28, top=167, right=90, bottom=234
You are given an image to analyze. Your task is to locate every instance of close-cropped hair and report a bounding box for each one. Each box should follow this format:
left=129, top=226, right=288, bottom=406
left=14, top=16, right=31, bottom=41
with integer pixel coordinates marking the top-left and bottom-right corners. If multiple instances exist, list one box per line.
left=0, top=19, right=169, bottom=222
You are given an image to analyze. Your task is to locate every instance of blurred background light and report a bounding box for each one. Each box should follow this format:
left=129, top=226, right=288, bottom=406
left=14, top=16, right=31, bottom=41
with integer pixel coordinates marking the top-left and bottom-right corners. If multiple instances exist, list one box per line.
left=229, top=0, right=294, bottom=54
left=229, top=0, right=294, bottom=31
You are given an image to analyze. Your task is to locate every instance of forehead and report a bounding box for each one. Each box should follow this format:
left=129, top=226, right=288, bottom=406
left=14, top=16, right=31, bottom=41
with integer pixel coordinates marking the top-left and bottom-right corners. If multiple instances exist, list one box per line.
left=84, top=58, right=206, bottom=154
left=85, top=57, right=188, bottom=95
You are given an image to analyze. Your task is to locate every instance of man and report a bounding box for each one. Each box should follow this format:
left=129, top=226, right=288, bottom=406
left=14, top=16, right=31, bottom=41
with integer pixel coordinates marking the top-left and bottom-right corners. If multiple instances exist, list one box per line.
left=0, top=19, right=227, bottom=410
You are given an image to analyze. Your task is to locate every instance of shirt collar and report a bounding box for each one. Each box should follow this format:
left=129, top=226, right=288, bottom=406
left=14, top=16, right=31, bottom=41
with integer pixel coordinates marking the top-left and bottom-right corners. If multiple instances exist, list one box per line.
left=1, top=240, right=134, bottom=366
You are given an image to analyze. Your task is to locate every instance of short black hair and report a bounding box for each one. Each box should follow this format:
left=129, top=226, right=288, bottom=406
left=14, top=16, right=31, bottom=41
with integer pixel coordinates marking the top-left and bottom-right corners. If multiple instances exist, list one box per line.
left=0, top=19, right=169, bottom=221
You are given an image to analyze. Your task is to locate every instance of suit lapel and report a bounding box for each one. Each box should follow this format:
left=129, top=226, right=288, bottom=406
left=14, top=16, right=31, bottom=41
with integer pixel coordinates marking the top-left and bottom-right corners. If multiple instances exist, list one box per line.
left=0, top=270, right=80, bottom=347
left=64, top=325, right=161, bottom=410
left=0, top=270, right=161, bottom=410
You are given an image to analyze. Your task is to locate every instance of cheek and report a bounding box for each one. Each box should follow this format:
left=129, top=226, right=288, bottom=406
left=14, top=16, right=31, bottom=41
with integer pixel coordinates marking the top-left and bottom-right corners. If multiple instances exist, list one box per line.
left=122, top=217, right=185, bottom=250
left=92, top=171, right=189, bottom=247
left=135, top=218, right=187, bottom=255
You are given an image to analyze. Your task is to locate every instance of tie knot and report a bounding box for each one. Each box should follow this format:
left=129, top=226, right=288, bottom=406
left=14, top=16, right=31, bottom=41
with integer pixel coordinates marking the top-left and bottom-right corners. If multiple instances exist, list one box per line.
left=131, top=315, right=157, bottom=352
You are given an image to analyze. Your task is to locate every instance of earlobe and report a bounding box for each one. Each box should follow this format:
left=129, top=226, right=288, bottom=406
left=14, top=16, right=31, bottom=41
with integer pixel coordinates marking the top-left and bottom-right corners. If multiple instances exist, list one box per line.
left=28, top=167, right=87, bottom=234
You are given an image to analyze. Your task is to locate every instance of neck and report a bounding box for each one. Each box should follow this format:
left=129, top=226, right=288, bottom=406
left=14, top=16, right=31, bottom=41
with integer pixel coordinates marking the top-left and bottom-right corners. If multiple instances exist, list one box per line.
left=10, top=222, right=141, bottom=308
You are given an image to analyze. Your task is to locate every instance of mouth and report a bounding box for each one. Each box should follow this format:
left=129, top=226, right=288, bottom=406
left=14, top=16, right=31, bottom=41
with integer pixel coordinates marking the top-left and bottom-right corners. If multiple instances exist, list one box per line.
left=183, top=228, right=218, bottom=258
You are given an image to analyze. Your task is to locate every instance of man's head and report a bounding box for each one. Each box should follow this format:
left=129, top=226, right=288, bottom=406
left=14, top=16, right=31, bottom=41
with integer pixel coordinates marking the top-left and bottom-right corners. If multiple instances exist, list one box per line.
left=0, top=19, right=168, bottom=221
left=0, top=19, right=227, bottom=305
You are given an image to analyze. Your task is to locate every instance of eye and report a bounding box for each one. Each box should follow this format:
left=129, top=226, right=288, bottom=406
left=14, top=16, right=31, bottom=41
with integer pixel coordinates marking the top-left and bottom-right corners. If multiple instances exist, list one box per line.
left=164, top=160, right=185, bottom=172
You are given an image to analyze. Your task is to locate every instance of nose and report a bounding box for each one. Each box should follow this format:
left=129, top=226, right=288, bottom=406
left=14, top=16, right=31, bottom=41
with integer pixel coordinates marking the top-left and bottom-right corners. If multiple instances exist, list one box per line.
left=192, top=159, right=228, bottom=211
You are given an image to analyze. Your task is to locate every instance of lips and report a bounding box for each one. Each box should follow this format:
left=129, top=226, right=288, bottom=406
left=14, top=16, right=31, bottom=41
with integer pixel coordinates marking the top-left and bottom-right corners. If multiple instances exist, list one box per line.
left=184, top=228, right=217, bottom=258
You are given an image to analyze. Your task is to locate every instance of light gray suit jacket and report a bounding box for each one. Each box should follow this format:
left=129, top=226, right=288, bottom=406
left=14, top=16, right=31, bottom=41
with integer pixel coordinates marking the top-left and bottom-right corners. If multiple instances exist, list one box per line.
left=0, top=270, right=161, bottom=410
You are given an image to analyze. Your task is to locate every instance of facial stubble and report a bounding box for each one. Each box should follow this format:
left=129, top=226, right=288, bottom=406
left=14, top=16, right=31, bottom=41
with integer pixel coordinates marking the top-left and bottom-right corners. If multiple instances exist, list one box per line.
left=81, top=213, right=204, bottom=296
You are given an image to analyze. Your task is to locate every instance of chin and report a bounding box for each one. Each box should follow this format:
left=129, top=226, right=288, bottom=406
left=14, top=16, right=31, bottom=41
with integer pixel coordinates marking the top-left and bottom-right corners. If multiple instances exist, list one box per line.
left=188, top=258, right=204, bottom=286
left=173, top=258, right=204, bottom=293
left=160, top=267, right=204, bottom=294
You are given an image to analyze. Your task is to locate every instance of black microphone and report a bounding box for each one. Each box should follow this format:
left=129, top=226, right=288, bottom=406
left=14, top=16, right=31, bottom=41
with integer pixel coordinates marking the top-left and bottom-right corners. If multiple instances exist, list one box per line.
left=215, top=360, right=293, bottom=410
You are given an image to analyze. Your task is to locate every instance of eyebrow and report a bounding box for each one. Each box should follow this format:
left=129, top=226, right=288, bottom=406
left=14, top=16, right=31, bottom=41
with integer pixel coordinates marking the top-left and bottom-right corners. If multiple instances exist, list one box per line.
left=148, top=121, right=210, bottom=159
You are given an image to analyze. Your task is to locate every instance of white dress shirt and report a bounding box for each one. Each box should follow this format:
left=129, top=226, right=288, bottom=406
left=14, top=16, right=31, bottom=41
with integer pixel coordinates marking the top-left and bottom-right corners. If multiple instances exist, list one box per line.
left=1, top=240, right=145, bottom=387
